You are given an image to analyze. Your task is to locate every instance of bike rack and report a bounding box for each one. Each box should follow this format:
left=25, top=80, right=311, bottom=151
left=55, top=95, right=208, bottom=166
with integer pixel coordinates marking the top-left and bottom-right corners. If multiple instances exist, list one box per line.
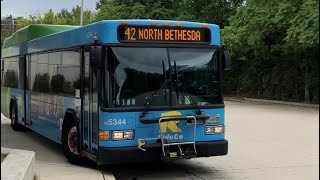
left=158, top=116, right=197, bottom=157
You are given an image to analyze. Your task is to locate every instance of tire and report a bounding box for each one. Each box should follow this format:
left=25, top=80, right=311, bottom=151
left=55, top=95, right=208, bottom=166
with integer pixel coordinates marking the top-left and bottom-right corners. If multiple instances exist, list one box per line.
left=10, top=103, right=22, bottom=131
left=62, top=120, right=83, bottom=165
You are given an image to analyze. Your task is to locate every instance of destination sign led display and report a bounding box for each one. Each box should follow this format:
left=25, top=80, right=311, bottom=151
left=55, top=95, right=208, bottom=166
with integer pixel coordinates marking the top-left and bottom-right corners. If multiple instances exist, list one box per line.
left=118, top=25, right=211, bottom=44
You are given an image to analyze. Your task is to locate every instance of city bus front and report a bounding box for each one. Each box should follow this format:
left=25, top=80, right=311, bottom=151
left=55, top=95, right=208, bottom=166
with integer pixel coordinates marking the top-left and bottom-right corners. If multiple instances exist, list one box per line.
left=94, top=22, right=230, bottom=164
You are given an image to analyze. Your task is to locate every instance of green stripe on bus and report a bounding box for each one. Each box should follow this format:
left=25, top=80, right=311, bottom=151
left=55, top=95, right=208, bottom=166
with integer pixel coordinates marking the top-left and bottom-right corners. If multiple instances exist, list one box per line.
left=3, top=24, right=78, bottom=48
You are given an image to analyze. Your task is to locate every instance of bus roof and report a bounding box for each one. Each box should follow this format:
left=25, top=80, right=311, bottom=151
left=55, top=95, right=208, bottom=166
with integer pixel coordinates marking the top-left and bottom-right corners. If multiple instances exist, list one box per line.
left=3, top=24, right=79, bottom=48
left=1, top=20, right=220, bottom=58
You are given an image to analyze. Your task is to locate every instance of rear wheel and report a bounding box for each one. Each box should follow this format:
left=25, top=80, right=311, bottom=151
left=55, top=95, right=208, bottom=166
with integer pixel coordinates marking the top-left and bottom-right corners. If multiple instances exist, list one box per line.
left=62, top=120, right=83, bottom=165
left=10, top=103, right=22, bottom=131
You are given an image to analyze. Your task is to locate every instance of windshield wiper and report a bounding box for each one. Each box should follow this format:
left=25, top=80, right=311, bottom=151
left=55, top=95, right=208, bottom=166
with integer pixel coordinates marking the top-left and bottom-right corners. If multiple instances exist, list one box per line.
left=140, top=58, right=202, bottom=118
left=173, top=60, right=202, bottom=115
left=178, top=85, right=202, bottom=115
left=139, top=60, right=169, bottom=118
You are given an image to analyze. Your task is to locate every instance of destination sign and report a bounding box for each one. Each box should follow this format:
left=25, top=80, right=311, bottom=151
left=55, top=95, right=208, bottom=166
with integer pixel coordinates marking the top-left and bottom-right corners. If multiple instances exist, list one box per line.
left=118, top=25, right=211, bottom=44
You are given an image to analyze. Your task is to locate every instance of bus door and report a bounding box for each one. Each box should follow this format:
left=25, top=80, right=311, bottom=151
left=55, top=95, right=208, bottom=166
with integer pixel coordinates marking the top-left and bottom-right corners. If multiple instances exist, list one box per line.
left=82, top=49, right=99, bottom=155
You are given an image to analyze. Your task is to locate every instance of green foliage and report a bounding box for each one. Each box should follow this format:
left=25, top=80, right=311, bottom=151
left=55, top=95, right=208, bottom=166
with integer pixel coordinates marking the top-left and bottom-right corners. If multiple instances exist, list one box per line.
left=53, top=6, right=96, bottom=25
left=175, top=0, right=244, bottom=28
left=285, top=0, right=319, bottom=49
left=222, top=0, right=319, bottom=103
left=96, top=0, right=177, bottom=20
left=95, top=0, right=243, bottom=27
left=1, top=16, right=16, bottom=48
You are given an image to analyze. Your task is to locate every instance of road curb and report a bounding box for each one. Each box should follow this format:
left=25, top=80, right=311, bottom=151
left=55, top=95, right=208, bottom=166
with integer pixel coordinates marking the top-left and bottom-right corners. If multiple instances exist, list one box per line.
left=1, top=147, right=35, bottom=180
left=224, top=97, right=319, bottom=108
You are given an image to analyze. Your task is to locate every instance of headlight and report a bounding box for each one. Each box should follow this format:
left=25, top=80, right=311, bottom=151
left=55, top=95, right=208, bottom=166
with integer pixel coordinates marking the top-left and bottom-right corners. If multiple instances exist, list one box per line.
left=205, top=125, right=225, bottom=134
left=112, top=130, right=134, bottom=140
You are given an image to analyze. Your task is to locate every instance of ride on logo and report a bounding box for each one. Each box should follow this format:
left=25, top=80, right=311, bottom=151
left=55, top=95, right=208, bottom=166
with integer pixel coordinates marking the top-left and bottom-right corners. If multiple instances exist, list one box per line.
left=159, top=111, right=184, bottom=140
left=160, top=111, right=182, bottom=133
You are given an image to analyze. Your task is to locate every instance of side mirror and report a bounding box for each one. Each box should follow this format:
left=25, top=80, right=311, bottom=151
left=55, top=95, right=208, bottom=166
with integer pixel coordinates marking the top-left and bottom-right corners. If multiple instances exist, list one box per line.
left=222, top=47, right=231, bottom=71
left=90, top=46, right=103, bottom=69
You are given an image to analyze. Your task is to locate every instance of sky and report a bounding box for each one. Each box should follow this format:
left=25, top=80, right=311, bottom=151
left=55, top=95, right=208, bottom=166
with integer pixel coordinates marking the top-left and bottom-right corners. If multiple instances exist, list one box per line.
left=1, top=0, right=99, bottom=18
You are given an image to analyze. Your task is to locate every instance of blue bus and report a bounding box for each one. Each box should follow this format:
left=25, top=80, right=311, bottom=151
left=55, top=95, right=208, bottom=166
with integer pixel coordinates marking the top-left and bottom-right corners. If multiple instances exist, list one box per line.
left=1, top=19, right=231, bottom=165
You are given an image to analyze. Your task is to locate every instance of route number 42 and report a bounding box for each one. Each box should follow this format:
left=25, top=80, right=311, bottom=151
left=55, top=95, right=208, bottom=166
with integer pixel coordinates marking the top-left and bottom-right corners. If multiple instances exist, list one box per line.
left=125, top=27, right=136, bottom=40
left=105, top=119, right=126, bottom=126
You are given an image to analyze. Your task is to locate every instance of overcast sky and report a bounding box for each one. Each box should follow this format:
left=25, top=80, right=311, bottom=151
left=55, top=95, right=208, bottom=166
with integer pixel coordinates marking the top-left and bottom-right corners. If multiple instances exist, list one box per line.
left=1, top=0, right=99, bottom=18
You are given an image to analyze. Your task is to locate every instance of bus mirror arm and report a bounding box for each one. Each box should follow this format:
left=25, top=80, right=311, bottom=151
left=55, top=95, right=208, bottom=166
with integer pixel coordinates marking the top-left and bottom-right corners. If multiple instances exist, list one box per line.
left=90, top=46, right=103, bottom=69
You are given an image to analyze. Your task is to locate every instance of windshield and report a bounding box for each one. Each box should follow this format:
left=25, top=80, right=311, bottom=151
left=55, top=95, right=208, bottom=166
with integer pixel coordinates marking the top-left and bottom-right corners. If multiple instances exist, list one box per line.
left=105, top=47, right=221, bottom=108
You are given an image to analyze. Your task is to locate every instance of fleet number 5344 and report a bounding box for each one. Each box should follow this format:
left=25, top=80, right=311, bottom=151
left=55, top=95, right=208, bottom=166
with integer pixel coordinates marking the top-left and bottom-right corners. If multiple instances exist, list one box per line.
left=105, top=119, right=126, bottom=126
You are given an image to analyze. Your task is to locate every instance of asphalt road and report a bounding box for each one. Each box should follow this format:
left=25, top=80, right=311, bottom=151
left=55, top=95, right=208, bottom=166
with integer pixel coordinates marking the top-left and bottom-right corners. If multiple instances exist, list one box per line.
left=1, top=101, right=319, bottom=180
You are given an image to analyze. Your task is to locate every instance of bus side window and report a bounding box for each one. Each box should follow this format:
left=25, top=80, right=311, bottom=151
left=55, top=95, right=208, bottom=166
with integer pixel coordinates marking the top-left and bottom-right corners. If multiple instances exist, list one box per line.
left=18, top=56, right=25, bottom=89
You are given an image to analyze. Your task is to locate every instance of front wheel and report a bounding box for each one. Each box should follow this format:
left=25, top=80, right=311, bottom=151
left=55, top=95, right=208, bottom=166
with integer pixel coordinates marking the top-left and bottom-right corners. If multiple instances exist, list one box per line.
left=62, top=121, right=83, bottom=165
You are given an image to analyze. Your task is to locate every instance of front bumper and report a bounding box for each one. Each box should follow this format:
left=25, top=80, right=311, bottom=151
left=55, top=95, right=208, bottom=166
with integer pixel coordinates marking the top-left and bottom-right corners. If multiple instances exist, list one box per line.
left=97, top=140, right=228, bottom=165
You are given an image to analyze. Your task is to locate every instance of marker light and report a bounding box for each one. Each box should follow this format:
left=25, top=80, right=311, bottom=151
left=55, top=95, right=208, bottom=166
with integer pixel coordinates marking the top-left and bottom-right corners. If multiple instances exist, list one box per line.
left=112, top=130, right=134, bottom=140
left=163, top=22, right=169, bottom=26
left=202, top=23, right=208, bottom=28
left=205, top=125, right=225, bottom=134
left=151, top=22, right=157, bottom=26
left=121, top=21, right=128, bottom=25
left=175, top=23, right=181, bottom=27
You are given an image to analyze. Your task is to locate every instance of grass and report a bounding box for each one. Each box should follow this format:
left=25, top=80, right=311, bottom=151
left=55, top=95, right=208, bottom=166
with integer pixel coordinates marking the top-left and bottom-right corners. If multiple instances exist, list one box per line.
left=1, top=154, right=7, bottom=163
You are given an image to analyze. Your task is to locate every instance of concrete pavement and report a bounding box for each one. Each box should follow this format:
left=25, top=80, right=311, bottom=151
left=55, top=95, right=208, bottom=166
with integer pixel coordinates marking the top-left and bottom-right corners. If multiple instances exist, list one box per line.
left=34, top=161, right=108, bottom=180
left=1, top=114, right=115, bottom=180
left=1, top=147, right=35, bottom=180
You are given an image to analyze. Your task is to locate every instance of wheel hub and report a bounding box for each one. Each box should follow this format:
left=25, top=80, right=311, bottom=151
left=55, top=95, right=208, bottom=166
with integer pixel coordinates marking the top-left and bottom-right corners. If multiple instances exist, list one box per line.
left=67, top=126, right=79, bottom=155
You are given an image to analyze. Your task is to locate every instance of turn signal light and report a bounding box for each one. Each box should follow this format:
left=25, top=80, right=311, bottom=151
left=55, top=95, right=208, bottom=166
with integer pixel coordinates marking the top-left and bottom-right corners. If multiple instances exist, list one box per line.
left=99, top=131, right=109, bottom=140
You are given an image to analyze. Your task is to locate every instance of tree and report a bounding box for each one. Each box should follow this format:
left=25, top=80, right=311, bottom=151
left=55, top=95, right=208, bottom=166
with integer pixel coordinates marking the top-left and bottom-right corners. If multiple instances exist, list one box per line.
left=43, top=9, right=55, bottom=24
left=285, top=0, right=319, bottom=50
left=285, top=0, right=319, bottom=102
left=222, top=0, right=319, bottom=103
left=1, top=7, right=95, bottom=47
left=95, top=0, right=244, bottom=28
left=176, top=0, right=244, bottom=28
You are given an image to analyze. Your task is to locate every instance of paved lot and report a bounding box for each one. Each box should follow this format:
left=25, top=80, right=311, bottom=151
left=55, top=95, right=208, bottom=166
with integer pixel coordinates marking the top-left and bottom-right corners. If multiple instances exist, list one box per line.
left=106, top=101, right=319, bottom=180
left=1, top=114, right=114, bottom=180
left=2, top=101, right=319, bottom=180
